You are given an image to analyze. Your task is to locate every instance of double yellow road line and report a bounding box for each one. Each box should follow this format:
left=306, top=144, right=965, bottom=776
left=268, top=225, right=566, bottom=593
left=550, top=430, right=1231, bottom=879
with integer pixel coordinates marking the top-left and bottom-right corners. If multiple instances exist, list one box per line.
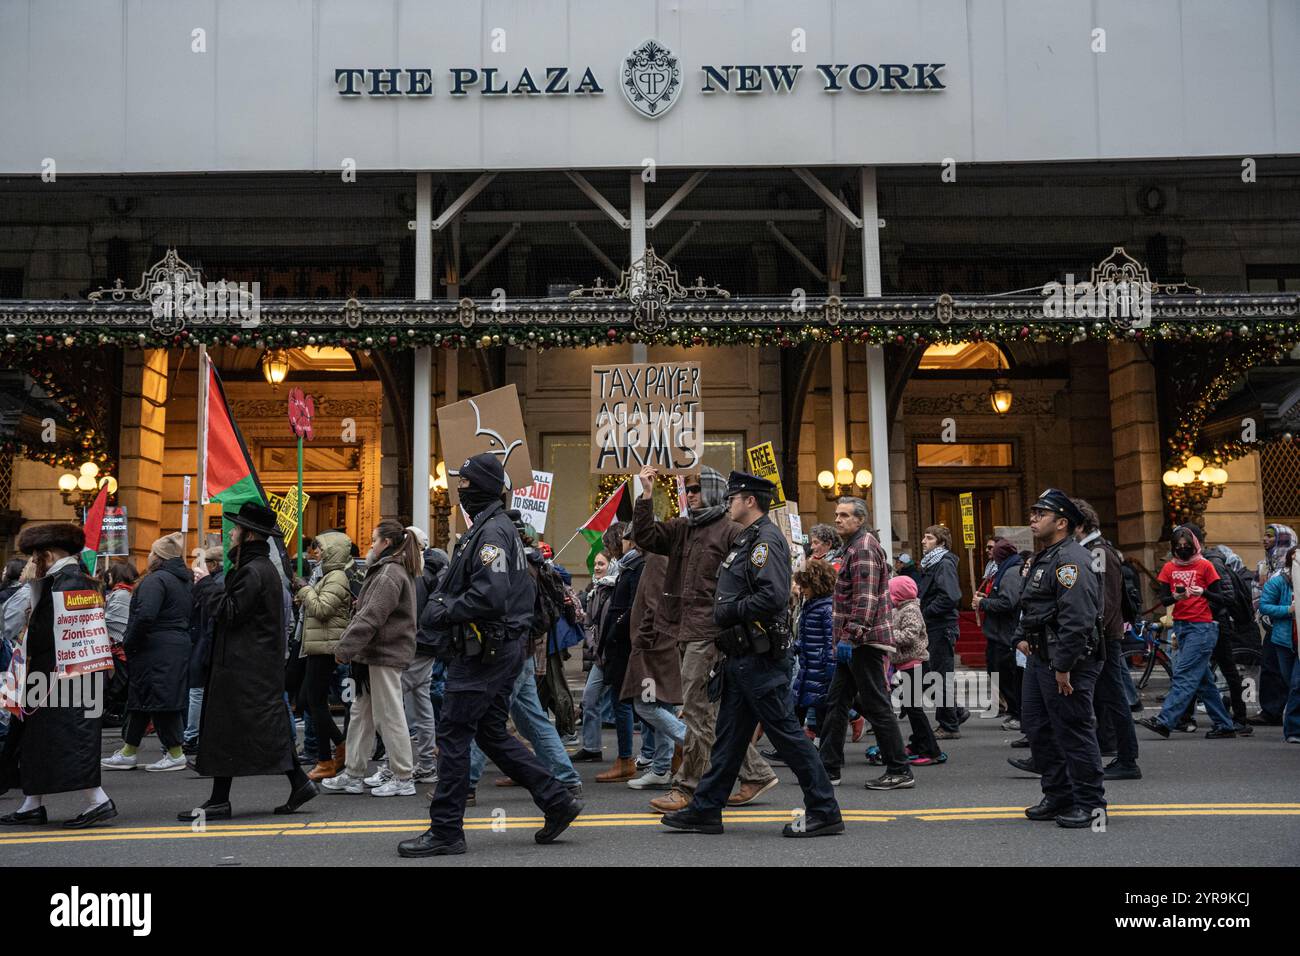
left=2, top=803, right=1298, bottom=847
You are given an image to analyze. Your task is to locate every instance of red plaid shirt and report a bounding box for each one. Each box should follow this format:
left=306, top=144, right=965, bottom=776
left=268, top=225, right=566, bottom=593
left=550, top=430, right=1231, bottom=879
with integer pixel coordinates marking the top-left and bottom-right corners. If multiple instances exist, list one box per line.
left=832, top=529, right=895, bottom=649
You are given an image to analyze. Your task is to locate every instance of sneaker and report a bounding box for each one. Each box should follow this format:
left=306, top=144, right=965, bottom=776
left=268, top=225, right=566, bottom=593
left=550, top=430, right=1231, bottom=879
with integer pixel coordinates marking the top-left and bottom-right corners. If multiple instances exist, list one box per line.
left=1001, top=717, right=1021, bottom=731
left=827, top=768, right=841, bottom=787
left=1286, top=736, right=1300, bottom=744
left=1232, top=722, right=1253, bottom=737
left=371, top=777, right=416, bottom=797
left=634, top=755, right=653, bottom=772
left=849, top=716, right=866, bottom=742
left=865, top=772, right=915, bottom=790
left=1204, top=726, right=1237, bottom=739
left=1174, top=719, right=1198, bottom=733
left=412, top=765, right=439, bottom=783
left=908, top=752, right=947, bottom=766
left=864, top=745, right=883, bottom=766
left=627, top=769, right=672, bottom=790
left=321, top=772, right=366, bottom=794
left=364, top=766, right=394, bottom=788
left=1136, top=716, right=1171, bottom=739
left=935, top=728, right=961, bottom=740
left=101, top=750, right=138, bottom=771
left=759, top=747, right=785, bottom=764
left=144, top=753, right=188, bottom=773
left=1010, top=735, right=1031, bottom=749
left=1103, top=758, right=1142, bottom=780
left=560, top=733, right=580, bottom=748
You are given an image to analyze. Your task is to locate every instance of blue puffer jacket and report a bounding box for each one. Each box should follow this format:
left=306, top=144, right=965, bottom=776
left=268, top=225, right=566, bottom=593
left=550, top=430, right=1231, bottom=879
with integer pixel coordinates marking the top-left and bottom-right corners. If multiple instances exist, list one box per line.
left=1259, top=573, right=1294, bottom=649
left=792, top=595, right=835, bottom=708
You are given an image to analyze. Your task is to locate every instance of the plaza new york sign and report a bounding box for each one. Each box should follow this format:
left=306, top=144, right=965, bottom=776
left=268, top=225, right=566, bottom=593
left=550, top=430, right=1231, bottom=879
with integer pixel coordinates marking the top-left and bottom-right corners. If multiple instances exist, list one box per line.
left=333, top=38, right=945, bottom=119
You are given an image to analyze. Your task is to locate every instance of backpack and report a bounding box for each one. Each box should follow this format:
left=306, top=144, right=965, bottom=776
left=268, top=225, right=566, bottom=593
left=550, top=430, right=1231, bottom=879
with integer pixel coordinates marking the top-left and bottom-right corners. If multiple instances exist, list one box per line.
left=1119, top=563, right=1143, bottom=627
left=530, top=555, right=566, bottom=642
left=1204, top=551, right=1254, bottom=630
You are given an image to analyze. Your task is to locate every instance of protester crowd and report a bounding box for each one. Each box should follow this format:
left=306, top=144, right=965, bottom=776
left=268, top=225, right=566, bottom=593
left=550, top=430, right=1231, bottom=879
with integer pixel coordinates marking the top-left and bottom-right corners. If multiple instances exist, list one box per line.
left=1, top=473, right=1297, bottom=842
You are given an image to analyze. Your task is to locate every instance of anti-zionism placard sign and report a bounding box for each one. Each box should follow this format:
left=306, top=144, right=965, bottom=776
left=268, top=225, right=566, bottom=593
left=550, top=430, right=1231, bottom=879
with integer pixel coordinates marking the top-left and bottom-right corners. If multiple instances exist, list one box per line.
left=591, top=362, right=702, bottom=474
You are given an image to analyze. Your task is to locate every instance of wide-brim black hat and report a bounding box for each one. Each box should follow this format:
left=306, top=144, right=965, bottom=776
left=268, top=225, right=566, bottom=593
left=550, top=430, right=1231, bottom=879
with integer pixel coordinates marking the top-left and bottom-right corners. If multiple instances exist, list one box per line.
left=225, top=501, right=284, bottom=537
left=17, top=521, right=85, bottom=555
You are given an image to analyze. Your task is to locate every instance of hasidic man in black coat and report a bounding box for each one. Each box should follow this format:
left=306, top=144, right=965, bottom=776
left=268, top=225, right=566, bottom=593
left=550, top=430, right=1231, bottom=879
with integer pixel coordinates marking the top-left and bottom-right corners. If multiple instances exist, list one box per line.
left=178, top=502, right=317, bottom=822
left=0, top=523, right=117, bottom=828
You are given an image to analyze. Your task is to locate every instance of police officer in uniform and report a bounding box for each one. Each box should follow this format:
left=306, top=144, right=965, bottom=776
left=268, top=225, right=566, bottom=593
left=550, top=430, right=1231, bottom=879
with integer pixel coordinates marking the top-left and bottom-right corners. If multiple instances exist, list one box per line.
left=662, top=471, right=843, bottom=838
left=398, top=453, right=582, bottom=857
left=1015, top=489, right=1107, bottom=829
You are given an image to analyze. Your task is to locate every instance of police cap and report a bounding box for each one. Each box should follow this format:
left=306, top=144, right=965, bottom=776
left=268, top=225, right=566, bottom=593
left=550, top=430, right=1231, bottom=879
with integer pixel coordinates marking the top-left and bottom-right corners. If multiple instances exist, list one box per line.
left=1030, top=488, right=1084, bottom=528
left=724, top=470, right=777, bottom=503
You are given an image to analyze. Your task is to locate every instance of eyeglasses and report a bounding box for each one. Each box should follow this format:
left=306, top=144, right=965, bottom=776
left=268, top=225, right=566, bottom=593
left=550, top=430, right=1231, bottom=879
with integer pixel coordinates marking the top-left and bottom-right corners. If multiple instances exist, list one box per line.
left=684, top=485, right=702, bottom=495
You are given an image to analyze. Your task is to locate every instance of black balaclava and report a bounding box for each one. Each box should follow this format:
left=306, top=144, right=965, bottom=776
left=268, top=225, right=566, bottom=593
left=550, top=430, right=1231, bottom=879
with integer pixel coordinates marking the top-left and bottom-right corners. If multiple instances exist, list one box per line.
left=458, top=453, right=508, bottom=519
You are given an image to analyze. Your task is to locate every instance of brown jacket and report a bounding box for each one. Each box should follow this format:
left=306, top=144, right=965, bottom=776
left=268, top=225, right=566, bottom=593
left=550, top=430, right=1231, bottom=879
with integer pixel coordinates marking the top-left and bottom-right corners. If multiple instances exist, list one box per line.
left=619, top=552, right=680, bottom=704
left=631, top=497, right=740, bottom=644
left=334, top=553, right=417, bottom=670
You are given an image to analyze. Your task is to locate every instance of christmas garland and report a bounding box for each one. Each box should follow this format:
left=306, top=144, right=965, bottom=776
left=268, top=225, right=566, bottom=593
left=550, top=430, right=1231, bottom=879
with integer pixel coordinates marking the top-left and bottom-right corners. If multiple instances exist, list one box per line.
left=1, top=319, right=1298, bottom=355
left=0, top=356, right=115, bottom=474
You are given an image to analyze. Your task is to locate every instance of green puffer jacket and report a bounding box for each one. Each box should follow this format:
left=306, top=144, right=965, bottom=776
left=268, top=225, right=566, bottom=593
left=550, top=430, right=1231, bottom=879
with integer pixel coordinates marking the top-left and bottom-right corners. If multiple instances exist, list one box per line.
left=296, top=531, right=355, bottom=656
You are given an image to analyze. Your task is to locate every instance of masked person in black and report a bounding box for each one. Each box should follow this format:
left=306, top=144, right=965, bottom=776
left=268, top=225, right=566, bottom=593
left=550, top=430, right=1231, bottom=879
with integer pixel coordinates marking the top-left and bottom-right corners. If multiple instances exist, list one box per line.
left=399, top=453, right=582, bottom=857
left=1014, top=489, right=1107, bottom=829
left=661, top=471, right=842, bottom=838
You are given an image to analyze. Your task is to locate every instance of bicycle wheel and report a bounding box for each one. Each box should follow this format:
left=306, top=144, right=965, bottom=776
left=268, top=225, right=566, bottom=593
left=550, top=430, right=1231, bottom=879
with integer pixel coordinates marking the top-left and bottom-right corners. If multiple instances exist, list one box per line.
left=1138, top=647, right=1158, bottom=690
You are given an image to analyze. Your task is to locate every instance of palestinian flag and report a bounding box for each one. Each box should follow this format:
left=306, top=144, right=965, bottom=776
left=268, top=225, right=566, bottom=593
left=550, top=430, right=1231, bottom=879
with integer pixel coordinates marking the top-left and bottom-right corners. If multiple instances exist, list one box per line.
left=201, top=354, right=274, bottom=571
left=579, top=481, right=635, bottom=574
left=80, top=481, right=110, bottom=574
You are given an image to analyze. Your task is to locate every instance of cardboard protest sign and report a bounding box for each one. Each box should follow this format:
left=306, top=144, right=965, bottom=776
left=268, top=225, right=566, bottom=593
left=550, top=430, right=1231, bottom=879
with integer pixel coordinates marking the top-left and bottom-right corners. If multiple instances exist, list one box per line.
left=438, top=385, right=534, bottom=507
left=511, top=470, right=554, bottom=535
left=52, top=589, right=113, bottom=678
left=591, top=362, right=702, bottom=474
left=745, top=441, right=786, bottom=507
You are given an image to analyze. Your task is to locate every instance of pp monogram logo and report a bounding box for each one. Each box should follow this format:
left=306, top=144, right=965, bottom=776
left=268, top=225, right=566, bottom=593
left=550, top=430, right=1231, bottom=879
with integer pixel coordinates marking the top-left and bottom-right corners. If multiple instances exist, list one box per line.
left=621, top=39, right=681, bottom=119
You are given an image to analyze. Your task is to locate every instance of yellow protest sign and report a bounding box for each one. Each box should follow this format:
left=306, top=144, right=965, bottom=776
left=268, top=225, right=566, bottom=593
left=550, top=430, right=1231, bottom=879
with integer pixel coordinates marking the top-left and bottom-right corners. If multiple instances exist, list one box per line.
left=959, top=491, right=976, bottom=548
left=268, top=488, right=311, bottom=542
left=745, top=441, right=786, bottom=507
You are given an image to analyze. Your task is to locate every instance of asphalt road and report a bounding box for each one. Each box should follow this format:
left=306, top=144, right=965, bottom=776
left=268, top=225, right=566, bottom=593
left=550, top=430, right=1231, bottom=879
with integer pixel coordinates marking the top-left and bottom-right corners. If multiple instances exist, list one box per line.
left=5, top=680, right=1297, bottom=868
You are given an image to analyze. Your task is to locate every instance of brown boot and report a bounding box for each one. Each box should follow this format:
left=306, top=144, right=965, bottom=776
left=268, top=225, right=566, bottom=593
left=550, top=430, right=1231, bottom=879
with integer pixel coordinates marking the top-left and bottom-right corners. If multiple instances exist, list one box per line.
left=307, top=760, right=338, bottom=782
left=727, top=777, right=779, bottom=806
left=493, top=776, right=518, bottom=788
left=649, top=788, right=691, bottom=814
left=328, top=742, right=346, bottom=775
left=595, top=756, right=638, bottom=783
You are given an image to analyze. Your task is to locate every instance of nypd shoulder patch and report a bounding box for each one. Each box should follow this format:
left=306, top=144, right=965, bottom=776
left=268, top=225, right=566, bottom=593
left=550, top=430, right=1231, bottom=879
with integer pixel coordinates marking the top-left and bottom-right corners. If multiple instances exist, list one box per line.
left=479, top=544, right=503, bottom=566
left=1056, top=564, right=1079, bottom=589
left=750, top=543, right=769, bottom=568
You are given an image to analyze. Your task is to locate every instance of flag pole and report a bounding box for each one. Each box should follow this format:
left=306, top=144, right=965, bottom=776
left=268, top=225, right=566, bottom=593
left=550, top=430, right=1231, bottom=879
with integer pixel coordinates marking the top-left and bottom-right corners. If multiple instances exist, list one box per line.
left=196, top=346, right=208, bottom=552
left=296, top=433, right=304, bottom=576
left=552, top=480, right=628, bottom=562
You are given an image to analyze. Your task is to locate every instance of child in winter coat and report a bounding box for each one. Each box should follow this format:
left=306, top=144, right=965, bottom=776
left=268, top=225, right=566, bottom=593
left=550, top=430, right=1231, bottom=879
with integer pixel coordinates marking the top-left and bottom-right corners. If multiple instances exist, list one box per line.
left=791, top=560, right=837, bottom=738
left=888, top=575, right=945, bottom=765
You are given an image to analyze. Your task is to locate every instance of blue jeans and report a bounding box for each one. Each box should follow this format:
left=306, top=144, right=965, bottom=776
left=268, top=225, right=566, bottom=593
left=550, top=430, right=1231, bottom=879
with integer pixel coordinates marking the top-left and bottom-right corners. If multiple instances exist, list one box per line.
left=469, top=656, right=580, bottom=788
left=184, top=688, right=204, bottom=743
left=580, top=663, right=612, bottom=753
left=1157, top=621, right=1234, bottom=730
left=1275, top=645, right=1300, bottom=740
left=634, top=701, right=687, bottom=774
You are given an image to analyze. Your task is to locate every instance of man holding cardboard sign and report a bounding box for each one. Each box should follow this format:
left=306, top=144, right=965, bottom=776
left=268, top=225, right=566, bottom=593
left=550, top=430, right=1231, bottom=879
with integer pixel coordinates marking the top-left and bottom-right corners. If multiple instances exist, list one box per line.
left=591, top=362, right=702, bottom=474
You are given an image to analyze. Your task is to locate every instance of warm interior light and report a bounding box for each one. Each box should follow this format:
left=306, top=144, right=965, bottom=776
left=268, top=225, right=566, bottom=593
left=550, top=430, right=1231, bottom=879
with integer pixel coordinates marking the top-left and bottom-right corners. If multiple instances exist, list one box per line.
left=1186, top=455, right=1205, bottom=472
left=1177, top=467, right=1195, bottom=484
left=261, top=348, right=290, bottom=387
left=855, top=468, right=873, bottom=489
left=58, top=473, right=77, bottom=492
left=101, top=475, right=118, bottom=495
left=989, top=381, right=1013, bottom=416
left=1212, top=467, right=1228, bottom=485
left=1162, top=470, right=1179, bottom=487
left=836, top=469, right=853, bottom=486
left=836, top=457, right=854, bottom=474
left=79, top=461, right=99, bottom=478
left=817, top=470, right=835, bottom=490
left=77, top=474, right=96, bottom=491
